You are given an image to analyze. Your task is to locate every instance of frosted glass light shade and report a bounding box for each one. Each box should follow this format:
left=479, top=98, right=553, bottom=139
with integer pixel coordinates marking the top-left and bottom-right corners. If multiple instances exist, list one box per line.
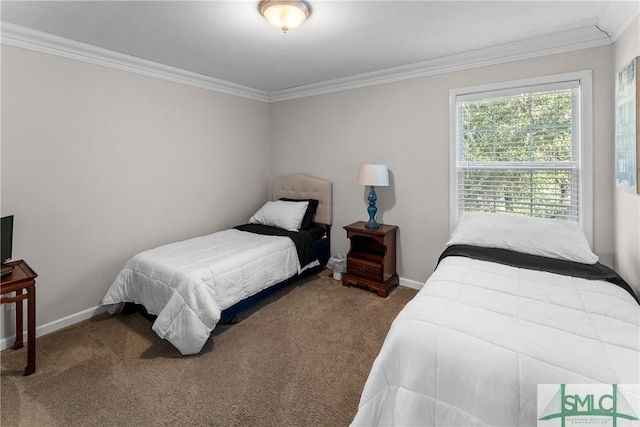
left=259, top=0, right=311, bottom=33
left=358, top=164, right=389, bottom=187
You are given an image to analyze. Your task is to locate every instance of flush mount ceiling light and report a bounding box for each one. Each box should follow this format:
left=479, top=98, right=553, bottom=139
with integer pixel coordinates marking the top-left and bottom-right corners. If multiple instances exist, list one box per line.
left=259, top=0, right=311, bottom=33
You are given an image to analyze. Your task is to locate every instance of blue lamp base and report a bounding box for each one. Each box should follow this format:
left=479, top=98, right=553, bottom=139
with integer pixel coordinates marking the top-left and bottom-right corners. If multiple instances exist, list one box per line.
left=365, top=186, right=380, bottom=229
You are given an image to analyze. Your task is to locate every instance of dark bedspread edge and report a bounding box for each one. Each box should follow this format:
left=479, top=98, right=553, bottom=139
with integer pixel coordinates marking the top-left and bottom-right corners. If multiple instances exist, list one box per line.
left=233, top=223, right=319, bottom=268
left=438, top=245, right=639, bottom=304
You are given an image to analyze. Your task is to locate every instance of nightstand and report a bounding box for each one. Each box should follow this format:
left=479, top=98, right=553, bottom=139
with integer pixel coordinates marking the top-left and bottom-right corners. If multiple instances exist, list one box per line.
left=342, top=221, right=399, bottom=297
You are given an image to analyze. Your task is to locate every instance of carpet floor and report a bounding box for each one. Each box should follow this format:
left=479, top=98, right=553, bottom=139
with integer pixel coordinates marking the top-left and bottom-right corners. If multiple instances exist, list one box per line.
left=1, top=270, right=417, bottom=427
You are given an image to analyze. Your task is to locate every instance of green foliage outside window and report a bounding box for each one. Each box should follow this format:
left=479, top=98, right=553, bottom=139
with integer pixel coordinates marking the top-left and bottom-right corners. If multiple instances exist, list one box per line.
left=458, top=89, right=579, bottom=221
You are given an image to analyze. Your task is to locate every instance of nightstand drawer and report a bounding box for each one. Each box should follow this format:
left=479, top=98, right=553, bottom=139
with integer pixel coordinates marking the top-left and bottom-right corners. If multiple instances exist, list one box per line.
left=348, top=257, right=383, bottom=282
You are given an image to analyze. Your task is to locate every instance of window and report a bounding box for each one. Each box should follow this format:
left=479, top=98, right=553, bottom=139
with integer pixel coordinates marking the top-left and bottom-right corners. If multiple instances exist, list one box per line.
left=450, top=72, right=593, bottom=243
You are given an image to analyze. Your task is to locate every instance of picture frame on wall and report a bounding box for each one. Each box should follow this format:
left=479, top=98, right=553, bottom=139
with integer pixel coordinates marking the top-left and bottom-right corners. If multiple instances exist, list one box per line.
left=615, top=56, right=640, bottom=194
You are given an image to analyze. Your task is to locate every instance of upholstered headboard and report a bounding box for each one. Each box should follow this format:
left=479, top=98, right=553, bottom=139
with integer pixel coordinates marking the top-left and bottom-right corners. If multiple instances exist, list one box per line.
left=271, top=174, right=333, bottom=226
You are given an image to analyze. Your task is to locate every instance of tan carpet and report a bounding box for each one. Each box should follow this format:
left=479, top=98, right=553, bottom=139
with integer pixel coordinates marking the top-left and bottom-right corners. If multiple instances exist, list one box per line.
left=1, top=270, right=417, bottom=427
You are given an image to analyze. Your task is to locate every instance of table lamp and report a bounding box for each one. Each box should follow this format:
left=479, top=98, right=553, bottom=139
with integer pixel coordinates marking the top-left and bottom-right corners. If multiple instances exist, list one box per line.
left=358, top=164, right=389, bottom=229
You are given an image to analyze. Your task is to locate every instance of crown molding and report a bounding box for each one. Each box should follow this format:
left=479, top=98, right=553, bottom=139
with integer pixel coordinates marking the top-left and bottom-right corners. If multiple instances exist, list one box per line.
left=268, top=26, right=611, bottom=102
left=0, top=21, right=616, bottom=104
left=0, top=22, right=269, bottom=103
left=597, top=0, right=640, bottom=42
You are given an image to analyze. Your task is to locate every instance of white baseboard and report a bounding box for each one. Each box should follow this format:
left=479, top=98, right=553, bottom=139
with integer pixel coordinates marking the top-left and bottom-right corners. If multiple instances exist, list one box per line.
left=399, top=276, right=424, bottom=290
left=0, top=304, right=109, bottom=351
left=1, top=277, right=423, bottom=351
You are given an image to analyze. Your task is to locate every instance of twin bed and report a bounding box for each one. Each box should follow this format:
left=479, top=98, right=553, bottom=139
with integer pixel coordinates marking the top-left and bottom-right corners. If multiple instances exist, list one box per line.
left=352, top=212, right=639, bottom=426
left=101, top=174, right=332, bottom=355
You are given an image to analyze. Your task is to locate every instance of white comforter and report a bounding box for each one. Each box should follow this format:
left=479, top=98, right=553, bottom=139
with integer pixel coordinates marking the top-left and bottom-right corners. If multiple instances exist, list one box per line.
left=352, top=256, right=640, bottom=426
left=101, top=229, right=303, bottom=355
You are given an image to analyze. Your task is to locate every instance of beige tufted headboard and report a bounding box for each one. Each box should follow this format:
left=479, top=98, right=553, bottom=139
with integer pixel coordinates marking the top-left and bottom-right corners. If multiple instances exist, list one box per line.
left=271, top=174, right=333, bottom=226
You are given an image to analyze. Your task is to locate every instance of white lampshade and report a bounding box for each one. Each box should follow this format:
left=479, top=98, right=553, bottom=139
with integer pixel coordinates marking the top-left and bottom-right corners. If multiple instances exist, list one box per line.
left=358, top=164, right=389, bottom=187
left=259, top=0, right=311, bottom=33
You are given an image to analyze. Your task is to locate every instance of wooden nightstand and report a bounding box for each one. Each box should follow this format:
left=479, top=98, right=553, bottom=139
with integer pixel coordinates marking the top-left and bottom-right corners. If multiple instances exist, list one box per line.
left=342, top=221, right=399, bottom=297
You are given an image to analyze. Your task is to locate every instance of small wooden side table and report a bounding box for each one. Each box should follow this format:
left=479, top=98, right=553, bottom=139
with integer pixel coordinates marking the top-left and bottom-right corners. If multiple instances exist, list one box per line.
left=1, top=260, right=38, bottom=376
left=343, top=221, right=399, bottom=297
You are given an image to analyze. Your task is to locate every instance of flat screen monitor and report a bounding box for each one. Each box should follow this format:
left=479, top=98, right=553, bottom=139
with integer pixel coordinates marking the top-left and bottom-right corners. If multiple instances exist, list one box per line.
left=1, top=215, right=14, bottom=265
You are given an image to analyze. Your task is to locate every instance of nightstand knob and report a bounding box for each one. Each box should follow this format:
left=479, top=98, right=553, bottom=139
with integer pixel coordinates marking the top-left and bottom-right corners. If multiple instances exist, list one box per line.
left=359, top=265, right=368, bottom=273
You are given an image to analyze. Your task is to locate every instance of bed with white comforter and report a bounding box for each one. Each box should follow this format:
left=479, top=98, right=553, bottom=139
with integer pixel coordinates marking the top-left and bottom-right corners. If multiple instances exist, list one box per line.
left=102, top=229, right=304, bottom=355
left=352, top=213, right=640, bottom=426
left=102, top=174, right=333, bottom=355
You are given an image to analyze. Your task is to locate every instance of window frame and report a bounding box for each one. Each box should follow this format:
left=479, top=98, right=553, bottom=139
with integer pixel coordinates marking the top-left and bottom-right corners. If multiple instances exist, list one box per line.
left=449, top=70, right=593, bottom=245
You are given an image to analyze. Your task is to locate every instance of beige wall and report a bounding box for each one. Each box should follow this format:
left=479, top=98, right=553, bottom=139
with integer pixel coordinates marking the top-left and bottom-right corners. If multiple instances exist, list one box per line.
left=1, top=45, right=270, bottom=338
left=270, top=45, right=616, bottom=285
left=613, top=16, right=640, bottom=294
left=1, top=28, right=633, bottom=341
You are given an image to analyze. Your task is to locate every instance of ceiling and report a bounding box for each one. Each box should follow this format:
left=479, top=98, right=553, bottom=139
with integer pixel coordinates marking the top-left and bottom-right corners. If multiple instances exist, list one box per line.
left=1, top=1, right=639, bottom=100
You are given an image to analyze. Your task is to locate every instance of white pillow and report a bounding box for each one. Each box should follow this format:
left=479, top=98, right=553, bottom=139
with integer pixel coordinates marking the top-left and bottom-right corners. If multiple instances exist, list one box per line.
left=446, top=212, right=599, bottom=264
left=249, top=200, right=309, bottom=232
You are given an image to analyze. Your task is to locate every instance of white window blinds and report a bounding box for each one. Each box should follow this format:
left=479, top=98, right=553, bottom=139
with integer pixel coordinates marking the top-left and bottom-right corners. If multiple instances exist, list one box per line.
left=455, top=81, right=581, bottom=223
